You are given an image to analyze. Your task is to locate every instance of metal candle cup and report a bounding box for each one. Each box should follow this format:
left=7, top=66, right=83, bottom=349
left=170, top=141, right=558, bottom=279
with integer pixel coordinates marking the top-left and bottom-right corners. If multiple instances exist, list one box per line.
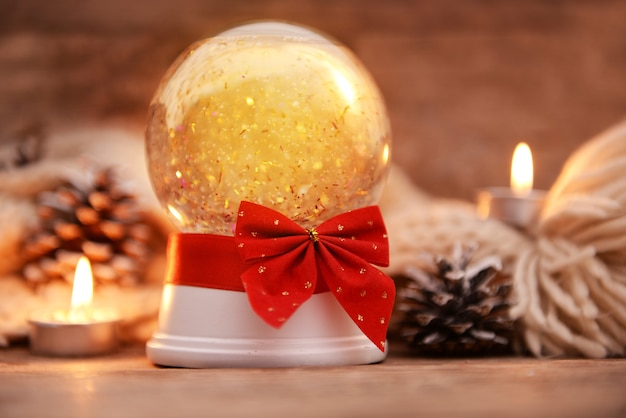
left=28, top=310, right=119, bottom=357
left=476, top=187, right=547, bottom=232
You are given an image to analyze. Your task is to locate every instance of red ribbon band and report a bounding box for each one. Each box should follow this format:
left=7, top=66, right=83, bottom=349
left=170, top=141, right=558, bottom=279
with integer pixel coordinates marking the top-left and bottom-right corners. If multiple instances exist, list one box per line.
left=165, top=233, right=328, bottom=293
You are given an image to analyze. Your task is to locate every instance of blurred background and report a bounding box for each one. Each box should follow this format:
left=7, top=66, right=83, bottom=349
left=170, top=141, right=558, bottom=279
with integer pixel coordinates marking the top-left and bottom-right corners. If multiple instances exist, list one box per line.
left=1, top=0, right=625, bottom=201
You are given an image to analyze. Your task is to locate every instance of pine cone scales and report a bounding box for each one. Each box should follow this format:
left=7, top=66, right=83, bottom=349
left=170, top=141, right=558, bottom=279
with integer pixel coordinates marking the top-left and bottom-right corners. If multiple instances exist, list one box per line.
left=394, top=247, right=515, bottom=355
left=22, top=168, right=152, bottom=286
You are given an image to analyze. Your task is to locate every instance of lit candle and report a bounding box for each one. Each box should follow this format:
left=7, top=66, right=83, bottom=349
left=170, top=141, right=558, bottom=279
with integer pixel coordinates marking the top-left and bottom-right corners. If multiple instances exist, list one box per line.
left=28, top=256, right=120, bottom=357
left=510, top=142, right=533, bottom=196
left=476, top=142, right=547, bottom=232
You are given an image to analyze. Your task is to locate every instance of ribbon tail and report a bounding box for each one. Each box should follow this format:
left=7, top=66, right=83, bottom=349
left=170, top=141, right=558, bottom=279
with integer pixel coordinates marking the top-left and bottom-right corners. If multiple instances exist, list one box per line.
left=316, top=242, right=396, bottom=352
left=241, top=242, right=317, bottom=328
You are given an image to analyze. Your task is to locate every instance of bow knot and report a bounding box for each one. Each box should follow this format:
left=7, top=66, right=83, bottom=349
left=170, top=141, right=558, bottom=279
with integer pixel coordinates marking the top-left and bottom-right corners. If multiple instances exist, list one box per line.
left=306, top=227, right=320, bottom=243
left=235, top=201, right=395, bottom=352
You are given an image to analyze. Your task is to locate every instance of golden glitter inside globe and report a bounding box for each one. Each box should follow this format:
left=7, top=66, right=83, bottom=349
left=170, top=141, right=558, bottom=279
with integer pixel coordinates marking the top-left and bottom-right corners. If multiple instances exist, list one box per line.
left=146, top=21, right=391, bottom=235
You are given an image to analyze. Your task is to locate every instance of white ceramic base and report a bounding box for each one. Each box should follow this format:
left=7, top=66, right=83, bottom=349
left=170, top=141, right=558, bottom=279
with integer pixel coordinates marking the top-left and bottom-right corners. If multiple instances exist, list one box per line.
left=146, top=284, right=387, bottom=368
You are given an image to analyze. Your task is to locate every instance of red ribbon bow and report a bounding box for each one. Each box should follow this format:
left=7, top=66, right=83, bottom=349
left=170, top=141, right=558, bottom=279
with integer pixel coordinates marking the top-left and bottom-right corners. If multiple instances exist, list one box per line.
left=235, top=201, right=395, bottom=352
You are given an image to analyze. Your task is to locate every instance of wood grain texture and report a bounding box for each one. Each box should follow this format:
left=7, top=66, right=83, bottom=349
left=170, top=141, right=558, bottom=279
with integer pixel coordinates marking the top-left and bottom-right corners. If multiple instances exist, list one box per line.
left=1, top=0, right=626, bottom=199
left=1, top=344, right=625, bottom=418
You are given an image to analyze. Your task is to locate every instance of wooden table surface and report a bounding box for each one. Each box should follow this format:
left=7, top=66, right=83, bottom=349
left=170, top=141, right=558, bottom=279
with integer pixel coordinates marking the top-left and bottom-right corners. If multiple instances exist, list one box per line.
left=1, top=344, right=625, bottom=418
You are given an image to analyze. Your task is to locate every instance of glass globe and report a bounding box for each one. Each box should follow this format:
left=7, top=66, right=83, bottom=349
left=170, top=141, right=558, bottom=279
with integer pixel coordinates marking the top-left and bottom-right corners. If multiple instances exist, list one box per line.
left=146, top=21, right=391, bottom=235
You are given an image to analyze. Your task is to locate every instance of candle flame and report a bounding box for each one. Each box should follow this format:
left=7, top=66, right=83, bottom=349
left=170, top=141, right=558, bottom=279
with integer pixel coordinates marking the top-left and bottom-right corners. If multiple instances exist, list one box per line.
left=71, top=256, right=93, bottom=313
left=511, top=142, right=533, bottom=195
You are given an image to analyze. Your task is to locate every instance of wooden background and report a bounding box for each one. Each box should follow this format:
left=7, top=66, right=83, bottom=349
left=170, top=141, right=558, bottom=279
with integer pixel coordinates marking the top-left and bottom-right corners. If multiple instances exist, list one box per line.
left=1, top=0, right=626, bottom=200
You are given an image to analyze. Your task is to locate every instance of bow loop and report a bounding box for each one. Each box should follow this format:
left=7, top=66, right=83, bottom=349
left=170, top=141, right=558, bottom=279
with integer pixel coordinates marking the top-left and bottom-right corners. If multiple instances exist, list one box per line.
left=236, top=203, right=309, bottom=261
left=316, top=207, right=390, bottom=267
left=234, top=200, right=395, bottom=352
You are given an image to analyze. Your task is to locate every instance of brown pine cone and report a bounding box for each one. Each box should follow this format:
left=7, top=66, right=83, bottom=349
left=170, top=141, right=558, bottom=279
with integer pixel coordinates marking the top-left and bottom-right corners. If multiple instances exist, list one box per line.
left=393, top=245, right=517, bottom=356
left=22, top=167, right=155, bottom=287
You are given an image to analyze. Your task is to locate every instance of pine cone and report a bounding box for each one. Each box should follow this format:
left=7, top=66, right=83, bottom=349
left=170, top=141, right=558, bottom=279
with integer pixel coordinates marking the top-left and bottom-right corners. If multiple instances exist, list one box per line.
left=393, top=246, right=515, bottom=356
left=22, top=167, right=154, bottom=287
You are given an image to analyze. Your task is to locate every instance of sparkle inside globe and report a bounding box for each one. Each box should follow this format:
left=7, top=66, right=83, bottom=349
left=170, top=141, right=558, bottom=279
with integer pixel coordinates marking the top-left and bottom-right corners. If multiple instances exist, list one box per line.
left=146, top=21, right=391, bottom=235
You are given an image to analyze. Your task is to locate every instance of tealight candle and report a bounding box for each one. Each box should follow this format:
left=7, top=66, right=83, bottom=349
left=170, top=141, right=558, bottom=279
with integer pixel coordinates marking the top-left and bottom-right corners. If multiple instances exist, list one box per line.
left=29, top=256, right=120, bottom=357
left=476, top=142, right=547, bottom=232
